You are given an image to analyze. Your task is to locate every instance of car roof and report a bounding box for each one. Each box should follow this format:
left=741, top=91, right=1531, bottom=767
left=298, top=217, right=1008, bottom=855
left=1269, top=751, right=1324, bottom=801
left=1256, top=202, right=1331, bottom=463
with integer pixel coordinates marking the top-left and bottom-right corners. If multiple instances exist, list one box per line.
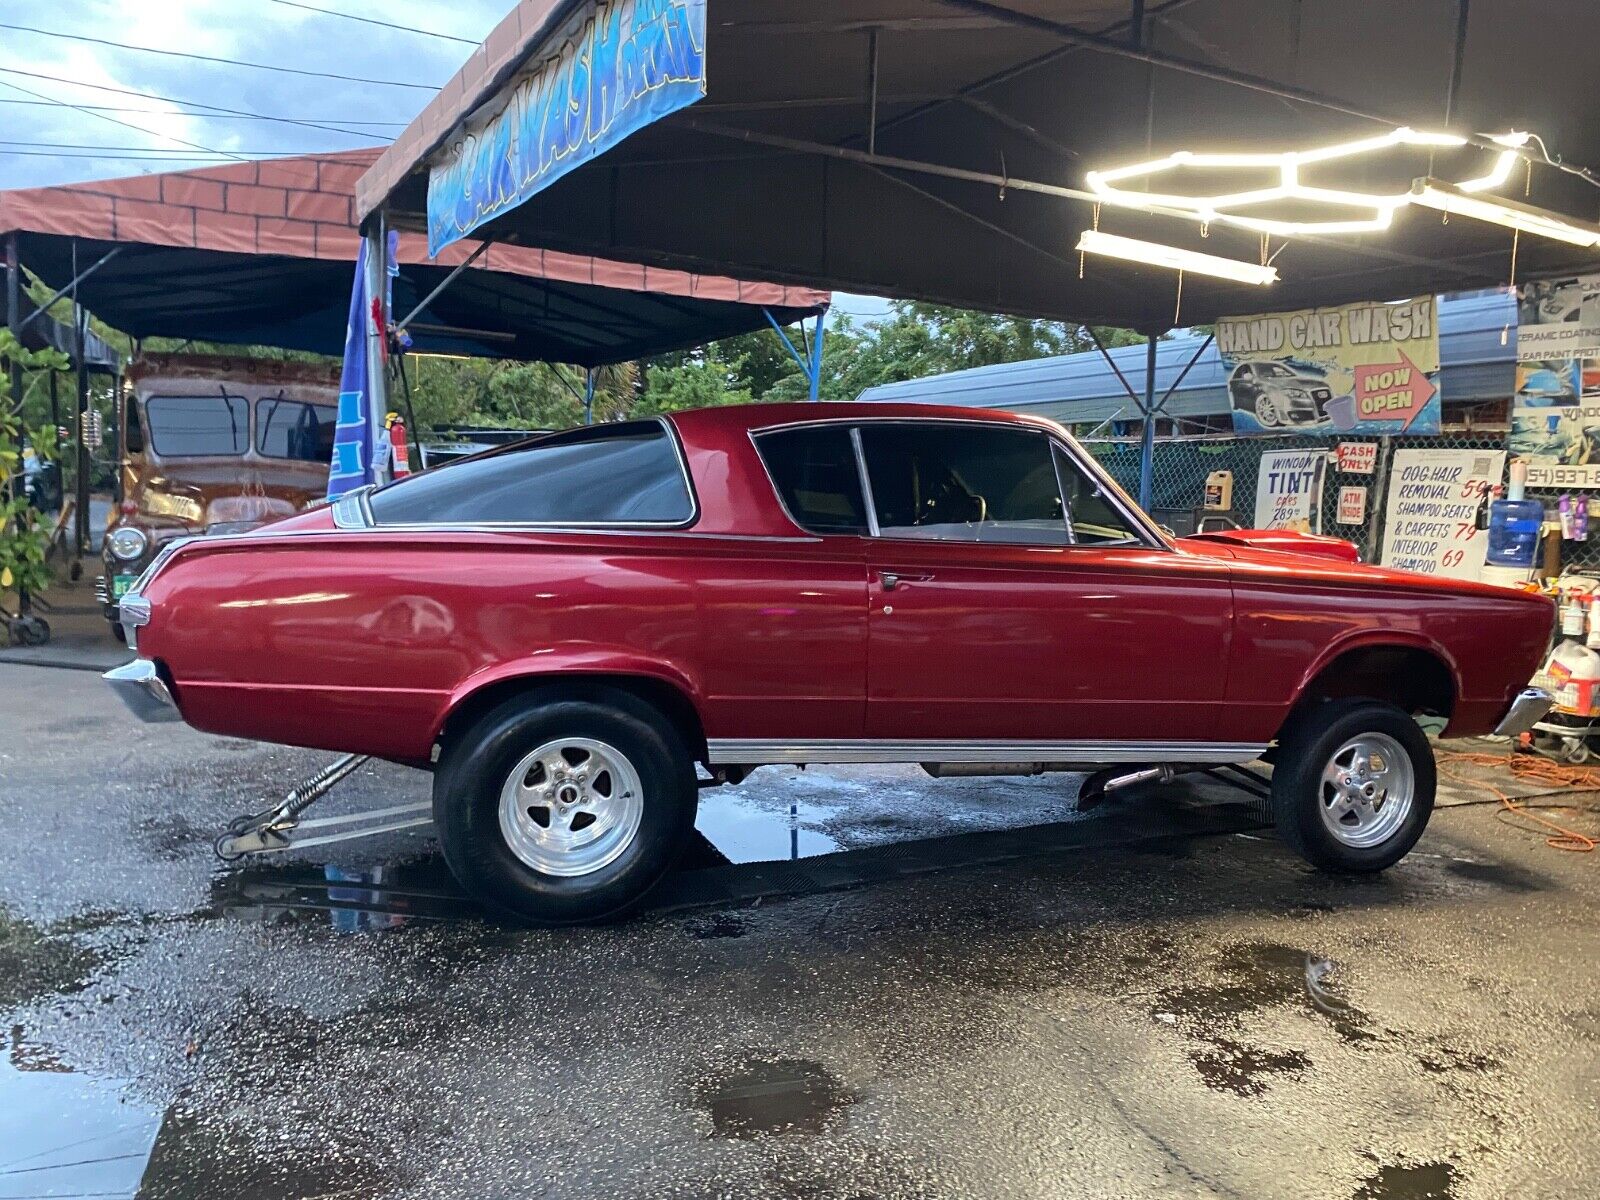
left=666, top=400, right=1057, bottom=438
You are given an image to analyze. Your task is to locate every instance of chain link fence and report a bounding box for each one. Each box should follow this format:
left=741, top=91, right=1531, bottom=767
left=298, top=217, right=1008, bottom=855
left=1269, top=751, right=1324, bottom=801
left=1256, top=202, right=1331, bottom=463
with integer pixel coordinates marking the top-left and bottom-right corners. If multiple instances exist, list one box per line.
left=1081, top=430, right=1600, bottom=572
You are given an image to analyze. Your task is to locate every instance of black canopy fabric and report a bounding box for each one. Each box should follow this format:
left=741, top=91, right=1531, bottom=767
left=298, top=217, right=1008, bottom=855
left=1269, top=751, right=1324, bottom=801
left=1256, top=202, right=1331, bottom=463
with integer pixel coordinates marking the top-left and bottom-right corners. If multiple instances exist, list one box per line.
left=360, top=0, right=1600, bottom=332
left=17, top=293, right=119, bottom=376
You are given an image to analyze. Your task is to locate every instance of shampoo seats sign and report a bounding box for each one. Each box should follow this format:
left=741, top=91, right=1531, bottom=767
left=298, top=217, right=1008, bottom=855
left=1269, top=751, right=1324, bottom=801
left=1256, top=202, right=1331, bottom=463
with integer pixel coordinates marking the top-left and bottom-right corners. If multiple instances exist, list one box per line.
left=1379, top=448, right=1505, bottom=581
left=1219, top=297, right=1441, bottom=436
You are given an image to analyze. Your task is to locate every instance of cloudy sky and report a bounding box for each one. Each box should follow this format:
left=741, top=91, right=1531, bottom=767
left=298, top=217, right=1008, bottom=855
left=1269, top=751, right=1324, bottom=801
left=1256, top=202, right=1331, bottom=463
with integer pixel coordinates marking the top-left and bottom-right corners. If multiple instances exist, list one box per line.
left=0, top=0, right=892, bottom=318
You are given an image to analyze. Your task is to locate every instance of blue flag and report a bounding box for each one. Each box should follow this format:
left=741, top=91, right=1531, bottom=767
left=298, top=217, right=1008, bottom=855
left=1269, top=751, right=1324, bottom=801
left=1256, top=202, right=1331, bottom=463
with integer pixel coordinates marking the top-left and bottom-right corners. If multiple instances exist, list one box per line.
left=328, top=241, right=376, bottom=500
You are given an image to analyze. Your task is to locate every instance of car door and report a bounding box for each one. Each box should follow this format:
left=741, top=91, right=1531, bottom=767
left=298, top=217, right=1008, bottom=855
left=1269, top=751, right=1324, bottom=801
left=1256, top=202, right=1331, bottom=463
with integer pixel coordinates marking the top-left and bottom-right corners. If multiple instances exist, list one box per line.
left=855, top=420, right=1235, bottom=745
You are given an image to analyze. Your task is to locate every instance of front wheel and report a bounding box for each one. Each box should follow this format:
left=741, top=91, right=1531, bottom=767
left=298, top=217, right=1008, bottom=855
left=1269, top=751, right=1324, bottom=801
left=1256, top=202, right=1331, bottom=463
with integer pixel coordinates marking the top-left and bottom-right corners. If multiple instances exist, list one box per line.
left=1271, top=698, right=1435, bottom=872
left=433, top=689, right=697, bottom=925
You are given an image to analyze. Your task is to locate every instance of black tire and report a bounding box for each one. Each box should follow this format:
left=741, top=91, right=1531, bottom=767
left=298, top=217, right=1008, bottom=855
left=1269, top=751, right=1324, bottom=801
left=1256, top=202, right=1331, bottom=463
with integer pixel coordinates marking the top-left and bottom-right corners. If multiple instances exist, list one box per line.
left=433, top=687, right=697, bottom=925
left=1271, top=698, right=1434, bottom=872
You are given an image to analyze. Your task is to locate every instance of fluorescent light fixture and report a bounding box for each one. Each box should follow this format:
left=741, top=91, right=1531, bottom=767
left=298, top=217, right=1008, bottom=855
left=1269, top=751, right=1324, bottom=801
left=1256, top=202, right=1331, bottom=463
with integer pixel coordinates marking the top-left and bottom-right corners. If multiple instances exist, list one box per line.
left=1075, top=230, right=1279, bottom=284
left=1411, top=178, right=1600, bottom=247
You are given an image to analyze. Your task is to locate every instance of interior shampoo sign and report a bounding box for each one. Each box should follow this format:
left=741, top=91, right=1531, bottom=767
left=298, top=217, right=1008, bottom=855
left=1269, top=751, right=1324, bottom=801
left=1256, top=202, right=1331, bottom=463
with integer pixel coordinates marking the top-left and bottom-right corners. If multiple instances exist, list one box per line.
left=1380, top=448, right=1505, bottom=581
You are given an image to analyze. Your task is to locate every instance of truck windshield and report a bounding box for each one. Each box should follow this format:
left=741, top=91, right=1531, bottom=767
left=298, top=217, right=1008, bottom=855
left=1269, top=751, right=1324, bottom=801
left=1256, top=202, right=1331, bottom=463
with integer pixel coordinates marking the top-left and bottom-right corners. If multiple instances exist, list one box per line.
left=143, top=394, right=249, bottom=457
left=257, top=397, right=337, bottom=462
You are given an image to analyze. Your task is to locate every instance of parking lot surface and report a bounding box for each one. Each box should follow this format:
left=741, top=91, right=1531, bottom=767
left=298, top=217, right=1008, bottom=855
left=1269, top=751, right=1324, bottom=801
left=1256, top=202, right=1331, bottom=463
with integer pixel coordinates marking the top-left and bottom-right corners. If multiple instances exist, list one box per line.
left=1, top=661, right=1597, bottom=1199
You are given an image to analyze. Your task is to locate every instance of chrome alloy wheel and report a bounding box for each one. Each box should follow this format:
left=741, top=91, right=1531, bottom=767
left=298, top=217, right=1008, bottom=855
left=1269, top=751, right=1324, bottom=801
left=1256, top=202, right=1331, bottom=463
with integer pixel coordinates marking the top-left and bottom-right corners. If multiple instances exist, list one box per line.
left=497, top=738, right=644, bottom=877
left=1318, top=732, right=1415, bottom=849
left=1255, top=394, right=1280, bottom=426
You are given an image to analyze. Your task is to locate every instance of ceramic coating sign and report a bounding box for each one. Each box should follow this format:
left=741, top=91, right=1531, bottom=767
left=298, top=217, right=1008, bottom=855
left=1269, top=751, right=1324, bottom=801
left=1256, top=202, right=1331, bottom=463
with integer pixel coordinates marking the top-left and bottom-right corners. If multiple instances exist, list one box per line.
left=1379, top=448, right=1505, bottom=580
left=1511, top=274, right=1600, bottom=488
left=1254, top=448, right=1328, bottom=532
left=427, top=0, right=707, bottom=256
left=1219, top=297, right=1441, bottom=436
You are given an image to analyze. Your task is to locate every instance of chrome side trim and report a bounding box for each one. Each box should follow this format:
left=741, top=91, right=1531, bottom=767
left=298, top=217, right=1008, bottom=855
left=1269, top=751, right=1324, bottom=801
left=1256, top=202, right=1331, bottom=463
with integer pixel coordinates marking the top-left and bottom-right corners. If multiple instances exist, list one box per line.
left=103, top=659, right=181, bottom=723
left=330, top=488, right=372, bottom=529
left=705, top=739, right=1268, bottom=766
left=1494, top=687, right=1555, bottom=738
left=118, top=591, right=150, bottom=651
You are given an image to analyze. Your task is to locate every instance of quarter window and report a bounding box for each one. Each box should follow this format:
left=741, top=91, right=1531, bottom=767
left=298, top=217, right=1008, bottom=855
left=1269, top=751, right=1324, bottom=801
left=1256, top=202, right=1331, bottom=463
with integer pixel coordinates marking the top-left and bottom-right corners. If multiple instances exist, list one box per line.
left=858, top=423, right=1071, bottom=545
left=754, top=425, right=868, bottom=534
left=367, top=420, right=693, bottom=526
left=1052, top=445, right=1142, bottom=545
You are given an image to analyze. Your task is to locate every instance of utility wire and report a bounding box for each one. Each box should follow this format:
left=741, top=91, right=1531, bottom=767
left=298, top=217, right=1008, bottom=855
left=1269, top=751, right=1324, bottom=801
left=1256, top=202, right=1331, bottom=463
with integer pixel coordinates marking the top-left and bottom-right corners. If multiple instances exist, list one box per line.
left=266, top=0, right=478, bottom=45
left=0, top=76, right=245, bottom=161
left=0, top=66, right=397, bottom=139
left=0, top=20, right=441, bottom=90
left=0, top=139, right=383, bottom=159
left=0, top=97, right=405, bottom=127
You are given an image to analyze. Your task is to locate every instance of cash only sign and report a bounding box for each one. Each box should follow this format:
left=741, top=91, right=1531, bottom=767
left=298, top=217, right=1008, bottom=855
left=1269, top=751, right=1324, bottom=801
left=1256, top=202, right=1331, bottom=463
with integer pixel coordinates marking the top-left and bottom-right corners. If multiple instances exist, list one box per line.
left=1219, top=297, right=1442, bottom=436
left=426, top=0, right=708, bottom=256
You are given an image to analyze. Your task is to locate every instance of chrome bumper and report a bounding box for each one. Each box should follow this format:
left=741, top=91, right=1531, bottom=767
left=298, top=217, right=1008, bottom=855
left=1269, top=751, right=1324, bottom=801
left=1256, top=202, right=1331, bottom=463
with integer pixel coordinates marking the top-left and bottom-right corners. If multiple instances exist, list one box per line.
left=1494, top=687, right=1555, bottom=738
left=104, top=659, right=180, bottom=723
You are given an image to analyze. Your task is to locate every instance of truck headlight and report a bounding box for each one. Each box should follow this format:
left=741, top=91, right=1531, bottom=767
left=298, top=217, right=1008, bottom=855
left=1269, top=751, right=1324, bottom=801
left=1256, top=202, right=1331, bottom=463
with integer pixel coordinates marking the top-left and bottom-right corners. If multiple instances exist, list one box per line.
left=108, top=526, right=149, bottom=562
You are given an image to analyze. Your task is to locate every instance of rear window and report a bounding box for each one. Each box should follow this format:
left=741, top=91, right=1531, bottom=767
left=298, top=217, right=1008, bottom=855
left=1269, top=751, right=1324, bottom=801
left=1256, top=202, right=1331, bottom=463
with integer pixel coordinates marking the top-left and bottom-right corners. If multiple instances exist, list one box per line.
left=143, top=394, right=249, bottom=457
left=257, top=397, right=337, bottom=462
left=367, top=420, right=694, bottom=526
left=754, top=425, right=868, bottom=534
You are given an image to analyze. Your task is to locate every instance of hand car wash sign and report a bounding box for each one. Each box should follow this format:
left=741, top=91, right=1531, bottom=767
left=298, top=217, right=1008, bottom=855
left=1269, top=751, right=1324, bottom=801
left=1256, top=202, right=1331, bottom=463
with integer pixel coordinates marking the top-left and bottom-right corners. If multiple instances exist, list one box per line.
left=1219, top=297, right=1441, bottom=436
left=426, top=0, right=707, bottom=256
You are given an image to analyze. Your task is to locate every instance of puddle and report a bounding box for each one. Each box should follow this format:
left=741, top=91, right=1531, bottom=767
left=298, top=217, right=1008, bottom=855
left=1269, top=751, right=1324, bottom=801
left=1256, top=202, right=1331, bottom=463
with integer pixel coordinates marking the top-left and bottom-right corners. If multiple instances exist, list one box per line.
left=1352, top=1161, right=1459, bottom=1200
left=695, top=1057, right=857, bottom=1139
left=694, top=793, right=841, bottom=864
left=0, top=1025, right=163, bottom=1200
left=1187, top=1037, right=1310, bottom=1096
left=0, top=906, right=105, bottom=1011
left=1157, top=941, right=1374, bottom=1045
left=209, top=856, right=480, bottom=931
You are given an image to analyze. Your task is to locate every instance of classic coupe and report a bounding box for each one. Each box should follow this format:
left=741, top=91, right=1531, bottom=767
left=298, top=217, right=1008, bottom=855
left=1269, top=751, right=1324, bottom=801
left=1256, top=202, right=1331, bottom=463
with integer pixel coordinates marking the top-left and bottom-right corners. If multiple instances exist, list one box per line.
left=106, top=403, right=1554, bottom=924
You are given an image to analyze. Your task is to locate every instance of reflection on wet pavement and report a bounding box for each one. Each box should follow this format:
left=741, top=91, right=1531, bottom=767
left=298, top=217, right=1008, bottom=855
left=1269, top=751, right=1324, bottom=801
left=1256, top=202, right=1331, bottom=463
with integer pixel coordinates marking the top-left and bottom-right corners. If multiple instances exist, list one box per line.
left=1352, top=1160, right=1459, bottom=1200
left=694, top=1057, right=857, bottom=1139
left=692, top=792, right=841, bottom=863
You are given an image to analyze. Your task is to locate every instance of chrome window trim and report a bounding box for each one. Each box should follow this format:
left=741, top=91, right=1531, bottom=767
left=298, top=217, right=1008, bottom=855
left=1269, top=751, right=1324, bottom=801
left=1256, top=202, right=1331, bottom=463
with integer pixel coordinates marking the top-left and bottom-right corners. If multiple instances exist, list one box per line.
left=275, top=524, right=821, bottom=544
left=748, top=415, right=1168, bottom=550
left=363, top=416, right=701, bottom=532
left=706, top=738, right=1267, bottom=766
left=848, top=426, right=882, bottom=538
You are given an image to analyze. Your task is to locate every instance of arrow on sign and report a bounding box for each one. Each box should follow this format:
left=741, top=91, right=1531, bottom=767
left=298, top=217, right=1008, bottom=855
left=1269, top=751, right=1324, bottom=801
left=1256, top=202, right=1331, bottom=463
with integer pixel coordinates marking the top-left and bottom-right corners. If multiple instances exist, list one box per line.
left=1353, top=349, right=1438, bottom=431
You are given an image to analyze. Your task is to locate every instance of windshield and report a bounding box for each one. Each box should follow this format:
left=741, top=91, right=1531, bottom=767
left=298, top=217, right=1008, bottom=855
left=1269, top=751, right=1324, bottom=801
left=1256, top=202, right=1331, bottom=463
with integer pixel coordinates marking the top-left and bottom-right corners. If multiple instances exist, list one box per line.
left=143, top=394, right=249, bottom=457
left=257, top=397, right=337, bottom=462
left=1260, top=363, right=1296, bottom=378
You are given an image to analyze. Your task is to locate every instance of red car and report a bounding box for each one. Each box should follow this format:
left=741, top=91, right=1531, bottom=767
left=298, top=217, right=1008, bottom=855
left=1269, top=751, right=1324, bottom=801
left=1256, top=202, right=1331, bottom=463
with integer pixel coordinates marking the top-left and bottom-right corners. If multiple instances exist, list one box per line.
left=106, top=404, right=1554, bottom=923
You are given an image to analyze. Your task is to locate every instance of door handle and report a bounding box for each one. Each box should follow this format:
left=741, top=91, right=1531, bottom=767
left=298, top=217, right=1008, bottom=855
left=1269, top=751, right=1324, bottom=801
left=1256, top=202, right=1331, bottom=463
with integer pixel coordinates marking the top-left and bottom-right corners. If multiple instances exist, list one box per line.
left=878, top=571, right=933, bottom=590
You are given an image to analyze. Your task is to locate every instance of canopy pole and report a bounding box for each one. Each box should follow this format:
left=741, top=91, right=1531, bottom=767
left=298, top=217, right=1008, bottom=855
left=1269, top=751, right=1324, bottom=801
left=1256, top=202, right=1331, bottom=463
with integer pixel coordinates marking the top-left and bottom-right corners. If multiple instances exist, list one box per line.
left=74, top=308, right=90, bottom=570
left=809, top=311, right=826, bottom=401
left=394, top=240, right=490, bottom=334
left=1152, top=333, right=1212, bottom=415
left=1139, top=335, right=1158, bottom=512
left=363, top=218, right=391, bottom=483
left=5, top=232, right=19, bottom=417
left=583, top=367, right=596, bottom=425
left=764, top=307, right=826, bottom=399
left=14, top=246, right=122, bottom=337
left=866, top=28, right=881, bottom=155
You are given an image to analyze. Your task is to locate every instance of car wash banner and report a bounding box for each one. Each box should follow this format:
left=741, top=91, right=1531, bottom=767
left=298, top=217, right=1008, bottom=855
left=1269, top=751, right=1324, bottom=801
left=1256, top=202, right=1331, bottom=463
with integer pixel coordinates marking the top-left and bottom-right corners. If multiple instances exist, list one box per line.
left=1218, top=297, right=1441, bottom=437
left=1511, top=274, right=1600, bottom=488
left=426, top=0, right=707, bottom=256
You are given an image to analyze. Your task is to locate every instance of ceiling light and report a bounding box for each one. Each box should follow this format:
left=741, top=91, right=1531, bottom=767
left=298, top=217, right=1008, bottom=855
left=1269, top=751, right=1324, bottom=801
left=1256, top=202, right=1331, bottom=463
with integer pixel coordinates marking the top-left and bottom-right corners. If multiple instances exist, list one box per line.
left=1410, top=178, right=1600, bottom=247
left=1075, top=230, right=1279, bottom=284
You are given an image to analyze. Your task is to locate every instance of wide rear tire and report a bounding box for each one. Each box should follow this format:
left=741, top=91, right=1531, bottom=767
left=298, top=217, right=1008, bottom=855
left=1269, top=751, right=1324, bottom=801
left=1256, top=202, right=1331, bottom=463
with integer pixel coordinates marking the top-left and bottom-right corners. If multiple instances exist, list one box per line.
left=433, top=688, right=697, bottom=925
left=1271, top=698, right=1435, bottom=872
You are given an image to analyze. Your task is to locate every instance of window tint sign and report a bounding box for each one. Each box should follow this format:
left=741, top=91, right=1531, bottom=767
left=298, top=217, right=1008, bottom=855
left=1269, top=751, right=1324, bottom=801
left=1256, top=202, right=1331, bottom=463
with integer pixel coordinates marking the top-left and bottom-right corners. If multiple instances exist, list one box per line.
left=1512, top=274, right=1600, bottom=488
left=1218, top=297, right=1441, bottom=437
left=1253, top=448, right=1328, bottom=533
left=427, top=0, right=707, bottom=256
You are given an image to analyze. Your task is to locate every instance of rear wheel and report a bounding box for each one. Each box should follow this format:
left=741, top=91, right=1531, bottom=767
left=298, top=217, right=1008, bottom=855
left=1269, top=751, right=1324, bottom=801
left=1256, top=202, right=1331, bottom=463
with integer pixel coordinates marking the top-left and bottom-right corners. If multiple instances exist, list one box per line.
left=1271, top=698, right=1434, bottom=872
left=433, top=689, right=697, bottom=924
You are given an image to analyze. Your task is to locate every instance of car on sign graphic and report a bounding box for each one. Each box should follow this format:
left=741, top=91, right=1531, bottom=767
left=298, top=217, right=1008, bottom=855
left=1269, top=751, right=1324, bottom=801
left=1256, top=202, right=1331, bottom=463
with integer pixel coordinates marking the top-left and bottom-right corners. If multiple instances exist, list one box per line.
left=105, top=404, right=1554, bottom=924
left=1228, top=360, right=1335, bottom=428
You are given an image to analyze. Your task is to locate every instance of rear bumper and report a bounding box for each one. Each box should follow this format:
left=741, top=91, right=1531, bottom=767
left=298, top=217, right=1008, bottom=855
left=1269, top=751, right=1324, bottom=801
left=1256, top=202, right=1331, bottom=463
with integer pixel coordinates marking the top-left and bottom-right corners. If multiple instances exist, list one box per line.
left=1493, top=687, right=1555, bottom=738
left=104, top=659, right=180, bottom=723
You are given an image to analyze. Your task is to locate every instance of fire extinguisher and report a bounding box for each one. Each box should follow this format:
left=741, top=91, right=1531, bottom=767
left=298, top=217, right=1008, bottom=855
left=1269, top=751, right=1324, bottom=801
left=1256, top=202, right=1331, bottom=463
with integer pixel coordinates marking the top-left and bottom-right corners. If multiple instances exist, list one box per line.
left=386, top=413, right=410, bottom=478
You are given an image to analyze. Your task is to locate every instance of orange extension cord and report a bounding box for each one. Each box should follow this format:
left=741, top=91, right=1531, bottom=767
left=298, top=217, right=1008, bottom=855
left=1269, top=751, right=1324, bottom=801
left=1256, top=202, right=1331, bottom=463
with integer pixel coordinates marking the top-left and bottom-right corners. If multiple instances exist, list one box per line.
left=1435, top=749, right=1599, bottom=853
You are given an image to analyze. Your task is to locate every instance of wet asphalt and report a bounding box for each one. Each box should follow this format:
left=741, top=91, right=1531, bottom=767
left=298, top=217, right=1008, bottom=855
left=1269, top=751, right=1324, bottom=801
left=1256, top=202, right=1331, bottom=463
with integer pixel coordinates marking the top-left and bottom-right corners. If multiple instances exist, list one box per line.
left=1, top=661, right=1598, bottom=1199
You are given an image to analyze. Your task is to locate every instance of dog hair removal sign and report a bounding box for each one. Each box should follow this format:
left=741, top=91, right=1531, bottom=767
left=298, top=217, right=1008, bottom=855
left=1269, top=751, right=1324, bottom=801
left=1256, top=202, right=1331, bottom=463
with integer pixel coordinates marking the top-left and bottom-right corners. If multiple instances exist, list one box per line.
left=1379, top=447, right=1505, bottom=581
left=1219, top=297, right=1441, bottom=437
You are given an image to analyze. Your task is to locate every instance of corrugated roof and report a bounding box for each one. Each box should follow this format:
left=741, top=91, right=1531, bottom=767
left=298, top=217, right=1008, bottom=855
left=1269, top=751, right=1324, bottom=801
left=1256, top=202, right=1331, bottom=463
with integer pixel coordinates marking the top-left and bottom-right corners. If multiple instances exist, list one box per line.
left=857, top=291, right=1516, bottom=425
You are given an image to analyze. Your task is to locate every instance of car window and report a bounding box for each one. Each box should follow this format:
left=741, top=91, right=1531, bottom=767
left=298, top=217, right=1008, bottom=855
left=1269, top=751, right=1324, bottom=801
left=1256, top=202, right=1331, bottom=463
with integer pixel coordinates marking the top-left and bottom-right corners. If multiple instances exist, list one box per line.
left=1052, top=444, right=1142, bottom=545
left=257, top=397, right=337, bottom=462
left=367, top=420, right=693, bottom=526
left=858, top=423, right=1070, bottom=545
left=754, top=425, right=868, bottom=534
left=143, top=394, right=250, bottom=457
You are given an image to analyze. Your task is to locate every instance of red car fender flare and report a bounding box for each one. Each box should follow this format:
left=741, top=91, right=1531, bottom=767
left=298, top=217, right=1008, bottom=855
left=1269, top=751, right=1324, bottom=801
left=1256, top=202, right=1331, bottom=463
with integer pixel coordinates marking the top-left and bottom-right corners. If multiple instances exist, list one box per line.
left=1290, top=627, right=1463, bottom=713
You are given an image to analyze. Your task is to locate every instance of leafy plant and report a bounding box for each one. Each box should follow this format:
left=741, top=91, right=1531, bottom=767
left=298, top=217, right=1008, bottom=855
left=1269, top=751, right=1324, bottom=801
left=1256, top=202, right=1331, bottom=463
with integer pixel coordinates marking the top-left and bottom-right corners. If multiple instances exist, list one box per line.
left=0, top=329, right=68, bottom=600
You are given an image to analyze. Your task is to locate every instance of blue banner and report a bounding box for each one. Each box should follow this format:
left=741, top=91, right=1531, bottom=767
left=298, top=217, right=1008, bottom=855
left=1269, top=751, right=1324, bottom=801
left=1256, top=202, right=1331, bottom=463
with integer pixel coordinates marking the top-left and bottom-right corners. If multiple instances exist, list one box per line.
left=427, top=0, right=706, bottom=257
left=328, top=243, right=378, bottom=500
